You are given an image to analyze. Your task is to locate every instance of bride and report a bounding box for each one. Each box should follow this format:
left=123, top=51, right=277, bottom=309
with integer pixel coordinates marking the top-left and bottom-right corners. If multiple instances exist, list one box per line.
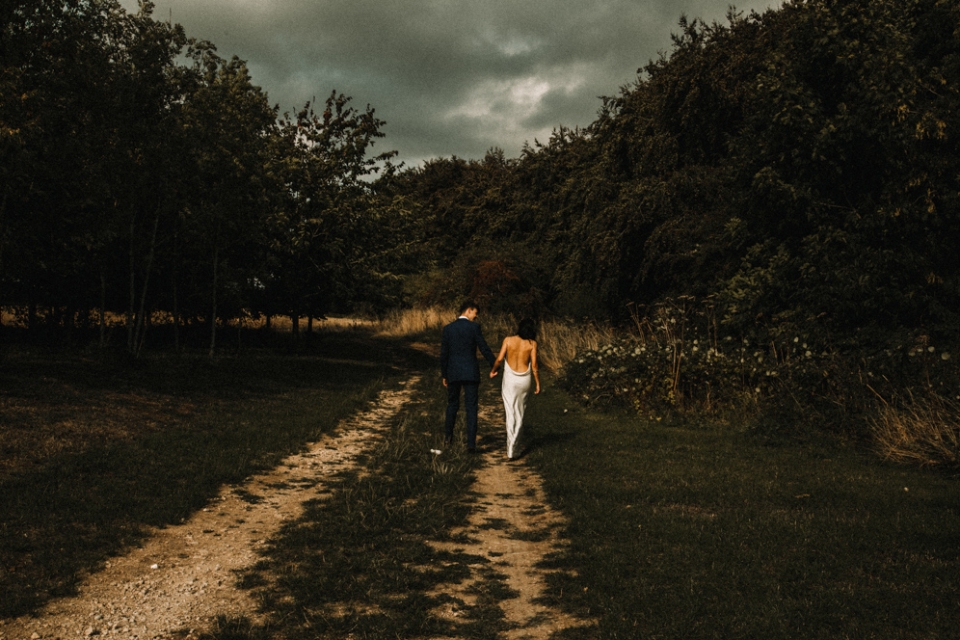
left=490, top=319, right=541, bottom=460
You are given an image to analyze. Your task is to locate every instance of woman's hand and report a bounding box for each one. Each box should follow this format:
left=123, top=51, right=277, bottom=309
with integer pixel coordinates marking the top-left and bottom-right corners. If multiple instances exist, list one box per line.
left=490, top=369, right=499, bottom=378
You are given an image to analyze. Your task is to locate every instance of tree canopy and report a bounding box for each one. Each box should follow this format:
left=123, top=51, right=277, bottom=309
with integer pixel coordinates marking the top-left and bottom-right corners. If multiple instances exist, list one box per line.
left=385, top=0, right=960, bottom=351
left=1, top=0, right=396, bottom=352
left=3, top=0, right=959, bottom=357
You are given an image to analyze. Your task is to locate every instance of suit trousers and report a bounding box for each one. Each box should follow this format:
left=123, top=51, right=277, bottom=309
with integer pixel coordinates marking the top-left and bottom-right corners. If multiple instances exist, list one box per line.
left=445, top=381, right=480, bottom=448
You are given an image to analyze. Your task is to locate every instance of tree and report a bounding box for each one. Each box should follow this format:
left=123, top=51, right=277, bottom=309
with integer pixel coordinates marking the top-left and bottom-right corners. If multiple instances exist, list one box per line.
left=178, top=46, right=275, bottom=355
left=263, top=91, right=395, bottom=334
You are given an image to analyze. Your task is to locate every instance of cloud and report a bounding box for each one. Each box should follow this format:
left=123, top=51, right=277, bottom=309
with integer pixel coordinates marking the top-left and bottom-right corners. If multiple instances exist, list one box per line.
left=120, top=0, right=784, bottom=167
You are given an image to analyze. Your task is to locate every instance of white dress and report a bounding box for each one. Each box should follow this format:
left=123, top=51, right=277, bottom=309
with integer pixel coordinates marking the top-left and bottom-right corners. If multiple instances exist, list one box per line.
left=501, top=360, right=533, bottom=459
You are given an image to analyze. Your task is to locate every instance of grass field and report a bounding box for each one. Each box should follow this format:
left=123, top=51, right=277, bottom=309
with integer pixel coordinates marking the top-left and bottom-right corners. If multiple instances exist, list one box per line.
left=522, top=385, right=960, bottom=639
left=0, top=335, right=426, bottom=619
left=3, top=326, right=959, bottom=638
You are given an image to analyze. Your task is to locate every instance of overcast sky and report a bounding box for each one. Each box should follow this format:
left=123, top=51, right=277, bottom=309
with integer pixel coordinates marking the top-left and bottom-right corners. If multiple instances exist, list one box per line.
left=118, top=0, right=784, bottom=169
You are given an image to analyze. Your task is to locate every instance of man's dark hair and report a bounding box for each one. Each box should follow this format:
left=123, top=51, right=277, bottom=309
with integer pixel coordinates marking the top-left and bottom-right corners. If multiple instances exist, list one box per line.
left=458, top=300, right=479, bottom=315
left=518, top=318, right=537, bottom=341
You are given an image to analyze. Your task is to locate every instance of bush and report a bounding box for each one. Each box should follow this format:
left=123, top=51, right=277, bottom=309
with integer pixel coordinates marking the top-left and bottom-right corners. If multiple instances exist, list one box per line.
left=561, top=298, right=960, bottom=446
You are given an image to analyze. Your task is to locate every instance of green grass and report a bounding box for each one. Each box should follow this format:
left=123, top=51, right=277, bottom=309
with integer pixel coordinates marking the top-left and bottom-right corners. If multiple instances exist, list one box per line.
left=523, top=382, right=960, bottom=639
left=0, top=335, right=424, bottom=619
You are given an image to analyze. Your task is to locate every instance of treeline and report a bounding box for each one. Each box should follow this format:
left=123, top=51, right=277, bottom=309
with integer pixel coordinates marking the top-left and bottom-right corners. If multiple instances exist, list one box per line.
left=4, top=0, right=960, bottom=361
left=385, top=0, right=960, bottom=353
left=1, top=0, right=400, bottom=354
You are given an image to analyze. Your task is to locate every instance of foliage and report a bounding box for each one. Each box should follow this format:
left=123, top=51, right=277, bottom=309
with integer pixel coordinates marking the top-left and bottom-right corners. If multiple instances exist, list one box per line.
left=387, top=0, right=960, bottom=347
left=0, top=0, right=397, bottom=353
left=560, top=297, right=960, bottom=442
left=374, top=0, right=960, bottom=446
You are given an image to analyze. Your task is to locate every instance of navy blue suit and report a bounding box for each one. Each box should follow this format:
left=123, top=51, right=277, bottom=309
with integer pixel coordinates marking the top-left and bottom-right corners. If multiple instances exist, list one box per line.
left=440, top=317, right=496, bottom=448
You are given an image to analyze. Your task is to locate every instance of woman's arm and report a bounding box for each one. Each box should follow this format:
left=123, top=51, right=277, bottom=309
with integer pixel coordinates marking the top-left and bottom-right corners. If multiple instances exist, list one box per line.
left=490, top=339, right=508, bottom=378
left=531, top=342, right=541, bottom=393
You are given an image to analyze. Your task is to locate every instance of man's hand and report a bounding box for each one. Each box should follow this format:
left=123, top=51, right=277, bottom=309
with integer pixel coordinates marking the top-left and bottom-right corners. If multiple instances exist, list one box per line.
left=489, top=369, right=499, bottom=378
left=442, top=378, right=448, bottom=388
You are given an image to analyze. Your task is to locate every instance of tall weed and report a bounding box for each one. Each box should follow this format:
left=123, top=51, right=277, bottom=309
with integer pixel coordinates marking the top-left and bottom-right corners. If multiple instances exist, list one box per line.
left=872, top=392, right=960, bottom=466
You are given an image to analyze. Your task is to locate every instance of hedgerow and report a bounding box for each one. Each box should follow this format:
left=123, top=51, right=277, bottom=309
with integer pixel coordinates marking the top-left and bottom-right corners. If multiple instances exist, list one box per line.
left=561, top=298, right=960, bottom=454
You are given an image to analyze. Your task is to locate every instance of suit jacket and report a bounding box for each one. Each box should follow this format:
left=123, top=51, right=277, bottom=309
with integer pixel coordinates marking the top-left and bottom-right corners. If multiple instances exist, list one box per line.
left=440, top=317, right=496, bottom=383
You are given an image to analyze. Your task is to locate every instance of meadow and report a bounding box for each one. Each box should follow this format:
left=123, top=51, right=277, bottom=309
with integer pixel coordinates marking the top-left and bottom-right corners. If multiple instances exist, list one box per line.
left=1, top=313, right=958, bottom=638
left=523, top=390, right=960, bottom=639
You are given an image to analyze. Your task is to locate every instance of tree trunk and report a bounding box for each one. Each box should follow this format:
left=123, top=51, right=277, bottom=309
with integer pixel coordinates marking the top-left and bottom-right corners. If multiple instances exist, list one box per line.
left=209, top=244, right=219, bottom=358
left=99, top=271, right=107, bottom=349
left=133, top=206, right=161, bottom=358
left=0, top=190, right=7, bottom=338
left=127, top=215, right=136, bottom=352
left=173, top=276, right=180, bottom=352
left=291, top=299, right=300, bottom=341
left=172, top=223, right=180, bottom=352
left=65, top=304, right=75, bottom=343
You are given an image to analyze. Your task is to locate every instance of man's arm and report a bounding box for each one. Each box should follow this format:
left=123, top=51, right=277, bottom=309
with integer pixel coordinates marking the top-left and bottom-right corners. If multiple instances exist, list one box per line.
left=440, top=326, right=450, bottom=383
left=476, top=325, right=496, bottom=368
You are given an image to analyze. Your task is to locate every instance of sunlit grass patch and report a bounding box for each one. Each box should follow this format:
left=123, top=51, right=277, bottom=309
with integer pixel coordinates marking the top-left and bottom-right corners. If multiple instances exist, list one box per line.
left=873, top=393, right=960, bottom=466
left=371, top=304, right=617, bottom=374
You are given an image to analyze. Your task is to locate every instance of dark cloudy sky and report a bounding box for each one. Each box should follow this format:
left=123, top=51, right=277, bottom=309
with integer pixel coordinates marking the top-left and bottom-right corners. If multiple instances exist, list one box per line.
left=119, top=0, right=784, bottom=168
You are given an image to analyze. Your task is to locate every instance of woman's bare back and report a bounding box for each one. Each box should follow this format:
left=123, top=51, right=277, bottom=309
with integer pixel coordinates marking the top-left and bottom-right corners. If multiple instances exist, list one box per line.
left=503, top=335, right=536, bottom=373
left=491, top=333, right=541, bottom=394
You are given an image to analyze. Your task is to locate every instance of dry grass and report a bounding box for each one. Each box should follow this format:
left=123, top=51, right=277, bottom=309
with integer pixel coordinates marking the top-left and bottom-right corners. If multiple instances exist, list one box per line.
left=371, top=305, right=618, bottom=372
left=262, top=315, right=378, bottom=332
left=1, top=304, right=615, bottom=373
left=374, top=305, right=454, bottom=338
left=872, top=394, right=960, bottom=466
left=0, top=307, right=375, bottom=333
left=535, top=319, right=617, bottom=372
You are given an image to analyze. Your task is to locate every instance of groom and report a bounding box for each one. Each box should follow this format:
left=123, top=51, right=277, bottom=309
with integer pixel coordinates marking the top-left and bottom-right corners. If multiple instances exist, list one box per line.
left=440, top=300, right=497, bottom=451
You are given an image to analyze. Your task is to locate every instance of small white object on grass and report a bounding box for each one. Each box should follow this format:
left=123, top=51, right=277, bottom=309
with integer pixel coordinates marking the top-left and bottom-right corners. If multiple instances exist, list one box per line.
left=430, top=449, right=442, bottom=455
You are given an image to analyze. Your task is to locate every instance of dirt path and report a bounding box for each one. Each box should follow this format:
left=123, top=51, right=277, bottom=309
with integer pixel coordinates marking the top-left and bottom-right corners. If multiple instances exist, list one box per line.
left=1, top=374, right=591, bottom=640
left=0, top=379, right=420, bottom=640
left=427, top=395, right=593, bottom=639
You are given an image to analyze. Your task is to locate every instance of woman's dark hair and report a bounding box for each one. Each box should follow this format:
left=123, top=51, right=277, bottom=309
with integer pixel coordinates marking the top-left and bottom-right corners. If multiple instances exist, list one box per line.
left=517, top=318, right=537, bottom=341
